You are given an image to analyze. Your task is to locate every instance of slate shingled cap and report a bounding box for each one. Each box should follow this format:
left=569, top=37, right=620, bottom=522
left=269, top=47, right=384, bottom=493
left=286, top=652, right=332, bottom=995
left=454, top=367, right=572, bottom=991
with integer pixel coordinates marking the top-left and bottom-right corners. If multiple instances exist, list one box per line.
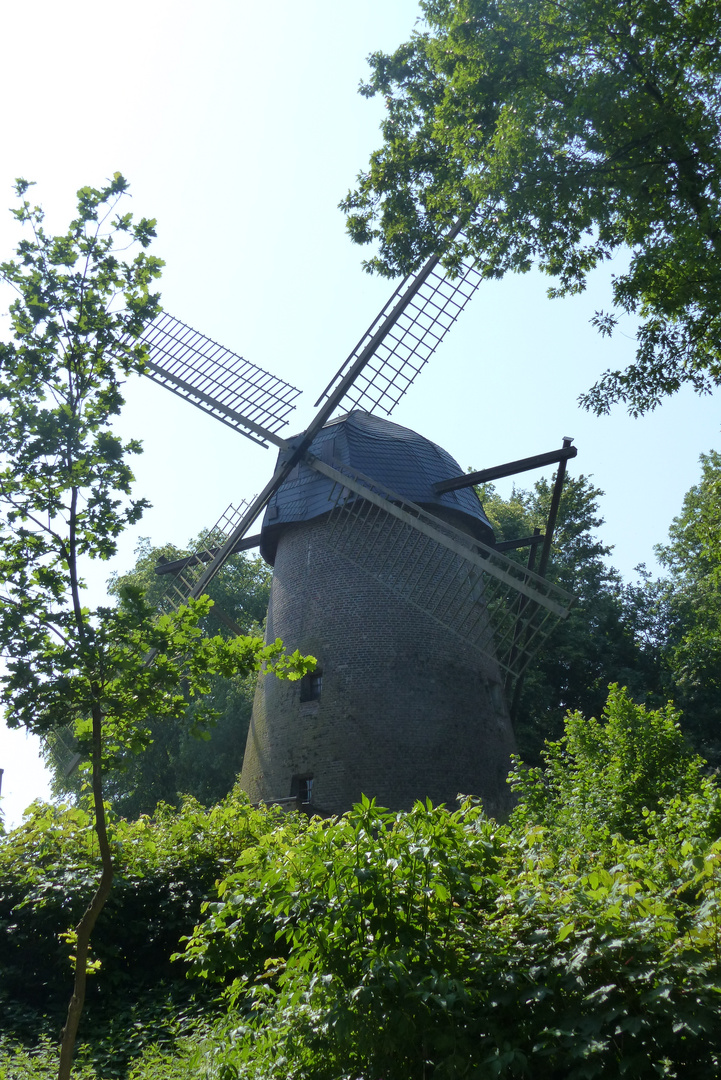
left=260, top=410, right=494, bottom=565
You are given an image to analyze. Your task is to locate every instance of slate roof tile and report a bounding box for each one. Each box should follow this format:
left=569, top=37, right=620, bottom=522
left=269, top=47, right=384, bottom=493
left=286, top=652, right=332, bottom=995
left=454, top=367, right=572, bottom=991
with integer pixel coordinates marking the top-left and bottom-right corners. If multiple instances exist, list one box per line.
left=260, top=411, right=493, bottom=564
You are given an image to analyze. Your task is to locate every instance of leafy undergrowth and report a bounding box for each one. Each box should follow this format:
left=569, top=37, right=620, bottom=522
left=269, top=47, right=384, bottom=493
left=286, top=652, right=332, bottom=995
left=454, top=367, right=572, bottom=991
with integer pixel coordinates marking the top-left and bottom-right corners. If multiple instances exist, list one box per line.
left=0, top=1033, right=201, bottom=1080
left=0, top=790, right=288, bottom=1076
left=3, top=688, right=721, bottom=1078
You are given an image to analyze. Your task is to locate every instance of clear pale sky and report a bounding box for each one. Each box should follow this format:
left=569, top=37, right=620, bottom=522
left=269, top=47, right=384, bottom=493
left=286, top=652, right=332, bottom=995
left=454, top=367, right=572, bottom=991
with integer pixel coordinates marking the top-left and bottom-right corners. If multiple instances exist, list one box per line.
left=0, top=0, right=718, bottom=828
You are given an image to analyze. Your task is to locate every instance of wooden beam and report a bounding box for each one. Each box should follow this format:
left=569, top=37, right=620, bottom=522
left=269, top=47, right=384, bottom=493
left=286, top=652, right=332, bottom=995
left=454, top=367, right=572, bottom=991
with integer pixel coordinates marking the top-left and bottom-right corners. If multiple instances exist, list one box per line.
left=432, top=442, right=577, bottom=493
left=154, top=532, right=263, bottom=576
left=538, top=439, right=574, bottom=578
left=495, top=533, right=546, bottom=552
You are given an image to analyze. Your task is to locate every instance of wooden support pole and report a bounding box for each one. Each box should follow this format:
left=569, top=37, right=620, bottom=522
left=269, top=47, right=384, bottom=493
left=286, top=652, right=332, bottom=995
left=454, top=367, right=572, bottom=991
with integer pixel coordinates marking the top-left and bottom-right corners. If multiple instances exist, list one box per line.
left=508, top=439, right=574, bottom=721
left=538, top=438, right=574, bottom=579
left=433, top=443, right=577, bottom=494
left=154, top=533, right=262, bottom=576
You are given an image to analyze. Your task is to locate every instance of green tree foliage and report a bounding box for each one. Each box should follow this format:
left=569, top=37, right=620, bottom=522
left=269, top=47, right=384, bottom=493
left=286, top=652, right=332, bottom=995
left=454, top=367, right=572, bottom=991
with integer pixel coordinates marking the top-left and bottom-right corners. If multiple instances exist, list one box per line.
left=108, top=537, right=271, bottom=633
left=0, top=791, right=286, bottom=1074
left=601, top=449, right=721, bottom=767
left=481, top=473, right=661, bottom=759
left=342, top=0, right=721, bottom=416
left=47, top=539, right=273, bottom=818
left=178, top=689, right=721, bottom=1080
left=655, top=449, right=721, bottom=765
left=0, top=178, right=311, bottom=1078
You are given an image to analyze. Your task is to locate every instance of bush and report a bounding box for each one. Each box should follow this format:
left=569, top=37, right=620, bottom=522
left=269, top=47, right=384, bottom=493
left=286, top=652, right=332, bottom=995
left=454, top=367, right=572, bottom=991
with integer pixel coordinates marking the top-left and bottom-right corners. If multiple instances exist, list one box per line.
left=0, top=790, right=289, bottom=1071
left=5, top=687, right=721, bottom=1078
left=509, top=684, right=709, bottom=846
left=180, top=690, right=721, bottom=1079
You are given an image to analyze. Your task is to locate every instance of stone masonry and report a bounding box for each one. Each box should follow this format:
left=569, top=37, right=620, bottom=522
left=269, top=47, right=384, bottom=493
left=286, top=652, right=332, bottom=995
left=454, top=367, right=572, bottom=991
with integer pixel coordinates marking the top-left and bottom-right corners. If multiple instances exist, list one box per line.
left=240, top=513, right=517, bottom=818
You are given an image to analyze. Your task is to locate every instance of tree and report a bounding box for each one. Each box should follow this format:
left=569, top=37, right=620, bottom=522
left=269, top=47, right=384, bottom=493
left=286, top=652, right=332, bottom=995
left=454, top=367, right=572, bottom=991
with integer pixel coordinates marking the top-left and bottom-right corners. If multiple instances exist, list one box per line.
left=0, top=790, right=288, bottom=1070
left=511, top=684, right=704, bottom=845
left=0, top=178, right=311, bottom=1079
left=108, top=535, right=272, bottom=634
left=114, top=538, right=272, bottom=814
left=655, top=449, right=721, bottom=765
left=342, top=0, right=721, bottom=416
left=480, top=473, right=662, bottom=759
left=107, top=540, right=272, bottom=815
left=47, top=538, right=273, bottom=817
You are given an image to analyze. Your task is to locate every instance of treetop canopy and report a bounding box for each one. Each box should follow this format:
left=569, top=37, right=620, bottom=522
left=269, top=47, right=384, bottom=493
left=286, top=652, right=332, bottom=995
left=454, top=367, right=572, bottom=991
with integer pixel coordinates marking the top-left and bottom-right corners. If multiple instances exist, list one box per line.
left=342, top=0, right=721, bottom=415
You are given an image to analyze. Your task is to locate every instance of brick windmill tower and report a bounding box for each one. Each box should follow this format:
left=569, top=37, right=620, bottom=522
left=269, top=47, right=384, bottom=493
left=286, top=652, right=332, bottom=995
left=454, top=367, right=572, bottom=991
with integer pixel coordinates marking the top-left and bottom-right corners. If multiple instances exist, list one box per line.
left=141, top=220, right=575, bottom=816
left=242, top=410, right=516, bottom=818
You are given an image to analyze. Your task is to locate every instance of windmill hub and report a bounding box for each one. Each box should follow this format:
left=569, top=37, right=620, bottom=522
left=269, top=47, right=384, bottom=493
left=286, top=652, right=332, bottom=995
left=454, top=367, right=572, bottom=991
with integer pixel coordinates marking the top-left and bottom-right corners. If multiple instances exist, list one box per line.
left=260, top=410, right=495, bottom=564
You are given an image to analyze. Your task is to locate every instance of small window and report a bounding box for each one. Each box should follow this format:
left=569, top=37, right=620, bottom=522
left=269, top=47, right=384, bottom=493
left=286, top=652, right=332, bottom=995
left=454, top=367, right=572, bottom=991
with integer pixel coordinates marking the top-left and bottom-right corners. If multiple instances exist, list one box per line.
left=300, top=777, right=313, bottom=804
left=291, top=775, right=314, bottom=805
left=300, top=670, right=323, bottom=702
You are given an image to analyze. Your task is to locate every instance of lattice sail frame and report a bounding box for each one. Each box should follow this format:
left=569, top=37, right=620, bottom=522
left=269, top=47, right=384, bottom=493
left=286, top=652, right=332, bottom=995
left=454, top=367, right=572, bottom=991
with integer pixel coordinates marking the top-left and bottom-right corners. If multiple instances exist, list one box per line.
left=139, top=312, right=301, bottom=447
left=308, top=457, right=575, bottom=685
left=316, top=232, right=482, bottom=418
left=159, top=500, right=253, bottom=613
left=132, top=218, right=577, bottom=686
left=43, top=723, right=83, bottom=778
left=136, top=220, right=482, bottom=458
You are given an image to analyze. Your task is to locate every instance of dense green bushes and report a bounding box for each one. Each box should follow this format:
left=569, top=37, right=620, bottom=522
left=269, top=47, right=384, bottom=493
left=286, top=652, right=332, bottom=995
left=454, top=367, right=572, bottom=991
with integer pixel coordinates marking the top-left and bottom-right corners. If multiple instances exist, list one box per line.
left=510, top=684, right=712, bottom=845
left=0, top=792, right=286, bottom=1071
left=3, top=687, right=721, bottom=1078
left=174, top=689, right=721, bottom=1079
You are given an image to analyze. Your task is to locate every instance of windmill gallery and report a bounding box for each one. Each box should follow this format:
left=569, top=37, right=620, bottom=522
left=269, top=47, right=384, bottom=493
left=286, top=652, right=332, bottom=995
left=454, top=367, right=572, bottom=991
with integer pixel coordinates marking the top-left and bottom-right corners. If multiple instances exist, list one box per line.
left=144, top=221, right=577, bottom=816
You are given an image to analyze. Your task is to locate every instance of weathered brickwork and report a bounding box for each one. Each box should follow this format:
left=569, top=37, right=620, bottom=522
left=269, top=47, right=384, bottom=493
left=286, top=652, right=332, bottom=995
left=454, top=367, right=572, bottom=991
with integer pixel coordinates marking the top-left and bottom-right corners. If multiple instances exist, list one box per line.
left=240, top=513, right=517, bottom=819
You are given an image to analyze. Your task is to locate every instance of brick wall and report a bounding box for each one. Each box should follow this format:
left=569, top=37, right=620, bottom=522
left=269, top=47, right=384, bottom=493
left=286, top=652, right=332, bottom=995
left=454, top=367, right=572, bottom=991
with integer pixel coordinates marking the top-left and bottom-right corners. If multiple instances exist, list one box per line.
left=240, top=514, right=517, bottom=819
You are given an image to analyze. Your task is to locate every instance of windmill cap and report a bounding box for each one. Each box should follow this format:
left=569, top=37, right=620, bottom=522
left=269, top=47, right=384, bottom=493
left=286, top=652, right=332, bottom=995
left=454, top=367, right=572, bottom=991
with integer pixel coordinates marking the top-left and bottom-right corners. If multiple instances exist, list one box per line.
left=260, top=410, right=494, bottom=565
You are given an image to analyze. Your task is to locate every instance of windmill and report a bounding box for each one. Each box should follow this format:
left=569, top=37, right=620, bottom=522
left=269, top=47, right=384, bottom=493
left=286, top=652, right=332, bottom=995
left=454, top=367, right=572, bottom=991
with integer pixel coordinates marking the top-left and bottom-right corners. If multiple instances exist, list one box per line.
left=140, top=218, right=576, bottom=817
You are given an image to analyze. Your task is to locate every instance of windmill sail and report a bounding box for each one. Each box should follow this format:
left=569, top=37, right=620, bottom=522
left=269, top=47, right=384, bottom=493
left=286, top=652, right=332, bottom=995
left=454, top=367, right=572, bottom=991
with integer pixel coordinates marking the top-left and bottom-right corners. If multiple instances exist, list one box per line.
left=158, top=499, right=253, bottom=614
left=138, top=219, right=545, bottom=608
left=315, top=222, right=482, bottom=418
left=43, top=722, right=83, bottom=778
left=307, top=455, right=574, bottom=684
left=138, top=312, right=301, bottom=447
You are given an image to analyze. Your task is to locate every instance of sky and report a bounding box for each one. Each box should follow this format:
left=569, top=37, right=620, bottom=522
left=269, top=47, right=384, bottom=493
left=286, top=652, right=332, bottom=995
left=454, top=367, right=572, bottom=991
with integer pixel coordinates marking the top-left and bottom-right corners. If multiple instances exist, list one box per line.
left=0, top=0, right=718, bottom=829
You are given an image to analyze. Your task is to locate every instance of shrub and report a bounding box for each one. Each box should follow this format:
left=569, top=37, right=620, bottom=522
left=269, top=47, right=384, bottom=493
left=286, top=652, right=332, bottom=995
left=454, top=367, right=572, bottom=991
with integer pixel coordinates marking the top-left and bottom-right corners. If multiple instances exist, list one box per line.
left=5, top=687, right=721, bottom=1078
left=509, top=684, right=707, bottom=847
left=0, top=789, right=288, bottom=1070
left=180, top=691, right=721, bottom=1079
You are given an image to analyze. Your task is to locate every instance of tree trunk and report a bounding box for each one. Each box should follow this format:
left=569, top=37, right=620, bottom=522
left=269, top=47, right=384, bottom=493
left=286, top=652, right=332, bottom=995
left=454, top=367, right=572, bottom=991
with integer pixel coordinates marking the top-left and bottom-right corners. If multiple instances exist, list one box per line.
left=58, top=702, right=113, bottom=1080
